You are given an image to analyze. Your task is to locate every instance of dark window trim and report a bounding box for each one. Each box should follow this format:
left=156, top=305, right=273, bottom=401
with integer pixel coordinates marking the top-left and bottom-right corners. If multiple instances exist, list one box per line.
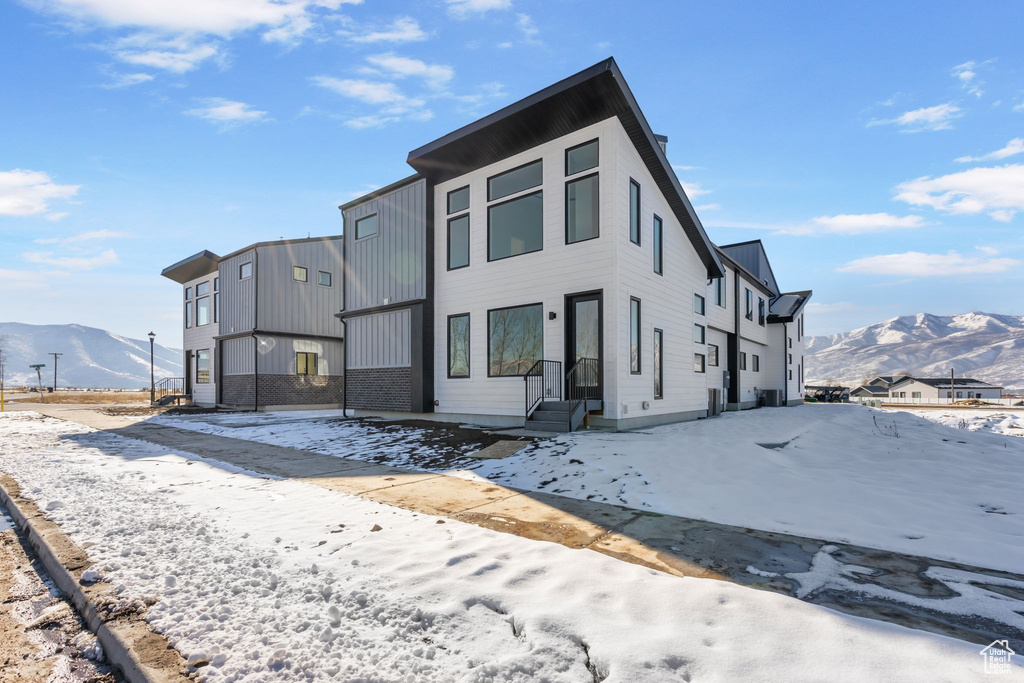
left=694, top=293, right=705, bottom=316
left=293, top=265, right=308, bottom=283
left=487, top=158, right=543, bottom=202
left=486, top=190, right=544, bottom=263
left=653, top=328, right=664, bottom=399
left=354, top=213, right=378, bottom=241
left=653, top=214, right=663, bottom=275
left=196, top=295, right=211, bottom=327
left=195, top=348, right=211, bottom=384
left=447, top=213, right=471, bottom=271
left=740, top=351, right=747, bottom=371
left=486, top=302, right=544, bottom=378
left=753, top=354, right=760, bottom=372
left=296, top=351, right=317, bottom=376
left=317, top=271, right=332, bottom=287
left=758, top=297, right=766, bottom=326
left=184, top=287, right=192, bottom=300
left=715, top=276, right=727, bottom=308
left=564, top=171, right=600, bottom=245
left=708, top=343, right=719, bottom=367
left=694, top=352, right=706, bottom=374
left=745, top=288, right=753, bottom=321
left=629, top=178, right=641, bottom=246
left=447, top=313, right=471, bottom=379
left=564, top=138, right=599, bottom=176
left=447, top=185, right=470, bottom=215
left=630, top=296, right=641, bottom=374
left=239, top=262, right=252, bottom=280
left=693, top=323, right=705, bottom=344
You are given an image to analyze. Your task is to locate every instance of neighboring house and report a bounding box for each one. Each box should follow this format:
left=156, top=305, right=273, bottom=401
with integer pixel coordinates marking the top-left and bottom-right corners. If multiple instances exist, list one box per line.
left=850, top=385, right=888, bottom=399
left=161, top=237, right=345, bottom=409
left=887, top=377, right=1003, bottom=401
left=338, top=58, right=811, bottom=430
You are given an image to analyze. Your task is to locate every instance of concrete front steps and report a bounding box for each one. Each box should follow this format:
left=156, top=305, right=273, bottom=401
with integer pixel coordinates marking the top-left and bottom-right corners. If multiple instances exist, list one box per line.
left=525, top=400, right=588, bottom=432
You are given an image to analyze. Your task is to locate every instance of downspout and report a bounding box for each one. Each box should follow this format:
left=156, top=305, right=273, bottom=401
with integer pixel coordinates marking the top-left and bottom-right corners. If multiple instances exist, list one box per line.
left=253, top=248, right=259, bottom=412
left=340, top=221, right=348, bottom=418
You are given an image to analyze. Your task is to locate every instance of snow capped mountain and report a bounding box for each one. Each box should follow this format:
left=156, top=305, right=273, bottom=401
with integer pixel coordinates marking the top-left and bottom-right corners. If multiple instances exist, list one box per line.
left=0, top=322, right=182, bottom=389
left=805, top=312, right=1024, bottom=390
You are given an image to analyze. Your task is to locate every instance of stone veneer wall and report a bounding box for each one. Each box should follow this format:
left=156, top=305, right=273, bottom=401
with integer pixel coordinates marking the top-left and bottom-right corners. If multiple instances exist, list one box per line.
left=221, top=374, right=344, bottom=407
left=345, top=367, right=412, bottom=411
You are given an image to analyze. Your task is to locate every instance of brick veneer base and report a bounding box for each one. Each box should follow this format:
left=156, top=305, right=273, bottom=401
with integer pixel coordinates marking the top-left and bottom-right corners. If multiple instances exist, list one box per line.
left=221, top=374, right=344, bottom=407
left=346, top=367, right=412, bottom=411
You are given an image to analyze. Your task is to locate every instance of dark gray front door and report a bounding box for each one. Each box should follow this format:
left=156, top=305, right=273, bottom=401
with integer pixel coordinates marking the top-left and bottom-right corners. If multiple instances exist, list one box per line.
left=566, top=292, right=602, bottom=400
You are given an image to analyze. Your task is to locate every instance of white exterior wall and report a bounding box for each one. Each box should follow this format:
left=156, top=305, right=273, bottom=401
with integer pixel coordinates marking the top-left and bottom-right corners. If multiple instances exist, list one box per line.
left=735, top=273, right=770, bottom=406
left=182, top=272, right=217, bottom=406
left=788, top=313, right=806, bottom=402
left=889, top=380, right=1002, bottom=400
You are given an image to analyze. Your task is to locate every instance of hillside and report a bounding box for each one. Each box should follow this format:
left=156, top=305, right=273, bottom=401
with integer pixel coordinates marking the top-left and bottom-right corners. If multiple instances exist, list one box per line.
left=805, top=312, right=1024, bottom=390
left=0, top=323, right=182, bottom=389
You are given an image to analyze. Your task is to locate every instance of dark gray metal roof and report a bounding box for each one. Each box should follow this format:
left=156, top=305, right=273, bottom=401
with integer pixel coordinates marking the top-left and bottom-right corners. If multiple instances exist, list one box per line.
left=218, top=235, right=344, bottom=263
left=161, top=250, right=220, bottom=284
left=767, top=290, right=812, bottom=323
left=851, top=385, right=889, bottom=396
left=714, top=247, right=776, bottom=296
left=718, top=240, right=780, bottom=295
left=405, top=57, right=724, bottom=279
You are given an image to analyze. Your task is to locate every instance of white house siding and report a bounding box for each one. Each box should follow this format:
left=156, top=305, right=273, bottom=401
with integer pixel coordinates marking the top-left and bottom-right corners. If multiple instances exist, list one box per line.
left=183, top=273, right=218, bottom=406
left=734, top=272, right=770, bottom=408
left=787, top=313, right=806, bottom=405
left=705, top=327, right=729, bottom=412
left=763, top=323, right=787, bottom=400
left=432, top=119, right=620, bottom=419
left=889, top=380, right=1002, bottom=401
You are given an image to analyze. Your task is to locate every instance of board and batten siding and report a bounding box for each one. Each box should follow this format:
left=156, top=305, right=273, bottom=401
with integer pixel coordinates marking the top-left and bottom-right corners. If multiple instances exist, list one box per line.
left=219, top=250, right=256, bottom=335
left=222, top=336, right=255, bottom=375
left=344, top=179, right=427, bottom=312
left=347, top=310, right=412, bottom=369
left=257, top=240, right=345, bottom=337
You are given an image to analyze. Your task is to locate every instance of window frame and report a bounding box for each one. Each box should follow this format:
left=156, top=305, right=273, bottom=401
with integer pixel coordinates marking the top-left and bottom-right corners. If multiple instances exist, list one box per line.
left=487, top=159, right=543, bottom=202
left=296, top=351, right=318, bottom=376
left=752, top=354, right=760, bottom=372
left=447, top=313, right=471, bottom=379
left=195, top=349, right=210, bottom=384
left=565, top=138, right=599, bottom=176
left=715, top=277, right=727, bottom=308
left=293, top=266, right=308, bottom=283
left=318, top=271, right=332, bottom=287
left=694, top=353, right=706, bottom=374
left=447, top=185, right=470, bottom=215
left=653, top=328, right=664, bottom=399
left=486, top=302, right=544, bottom=378
left=185, top=300, right=193, bottom=329
left=196, top=296, right=210, bottom=327
left=184, top=286, right=192, bottom=300
left=694, top=293, right=705, bottom=316
left=708, top=343, right=719, bottom=367
left=447, top=213, right=471, bottom=270
left=740, top=352, right=747, bottom=371
left=630, top=297, right=641, bottom=374
left=213, top=277, right=220, bottom=323
left=564, top=171, right=600, bottom=245
left=486, top=189, right=544, bottom=262
left=628, top=178, right=641, bottom=246
left=239, top=262, right=252, bottom=280
left=653, top=214, right=663, bottom=274
left=354, top=213, right=378, bottom=241
left=745, top=288, right=753, bottom=321
left=693, top=323, right=705, bottom=345
left=758, top=297, right=766, bottom=326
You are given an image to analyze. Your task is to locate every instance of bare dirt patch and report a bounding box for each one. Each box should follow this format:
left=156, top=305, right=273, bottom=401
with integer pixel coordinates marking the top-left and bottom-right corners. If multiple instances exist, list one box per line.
left=13, top=392, right=150, bottom=405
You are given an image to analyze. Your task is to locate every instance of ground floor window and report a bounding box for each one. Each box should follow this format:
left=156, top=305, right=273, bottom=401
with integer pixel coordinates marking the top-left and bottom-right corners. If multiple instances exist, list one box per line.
left=488, top=303, right=543, bottom=376
left=196, top=349, right=210, bottom=383
left=630, top=297, right=641, bottom=373
left=653, top=329, right=663, bottom=399
left=448, top=314, right=470, bottom=378
left=297, top=352, right=317, bottom=375
left=752, top=354, right=760, bottom=372
left=708, top=344, right=719, bottom=367
left=740, top=352, right=747, bottom=371
left=694, top=353, right=706, bottom=374
left=912, top=391, right=922, bottom=398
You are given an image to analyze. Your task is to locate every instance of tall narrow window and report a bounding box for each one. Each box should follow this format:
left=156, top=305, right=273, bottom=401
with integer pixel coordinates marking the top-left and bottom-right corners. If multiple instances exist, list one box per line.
left=196, top=349, right=210, bottom=383
left=653, top=329, right=663, bottom=399
left=630, top=297, right=641, bottom=373
left=355, top=214, right=378, bottom=239
left=758, top=297, right=766, bottom=326
left=185, top=300, right=193, bottom=328
left=565, top=173, right=599, bottom=243
left=565, top=139, right=599, bottom=175
left=653, top=215, right=663, bottom=274
left=628, top=179, right=641, bottom=245
left=488, top=304, right=543, bottom=376
left=448, top=215, right=470, bottom=269
left=196, top=295, right=210, bottom=326
left=448, top=314, right=470, bottom=378
left=753, top=354, right=760, bottom=372
left=715, top=277, right=727, bottom=307
left=740, top=352, right=747, bottom=371
left=693, top=324, right=705, bottom=344
left=213, top=277, right=219, bottom=323
left=694, top=294, right=705, bottom=316
left=297, top=352, right=317, bottom=375
left=745, top=288, right=753, bottom=321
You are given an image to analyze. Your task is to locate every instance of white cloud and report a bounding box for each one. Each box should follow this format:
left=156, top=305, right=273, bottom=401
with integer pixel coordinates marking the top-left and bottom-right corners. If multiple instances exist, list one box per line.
left=185, top=98, right=270, bottom=128
left=672, top=164, right=700, bottom=172
left=680, top=181, right=710, bottom=198
left=34, top=230, right=132, bottom=245
left=955, top=138, right=1024, bottom=163
left=0, top=169, right=80, bottom=217
left=446, top=0, right=512, bottom=17
left=363, top=53, right=453, bottom=88
left=780, top=213, right=927, bottom=236
left=111, top=34, right=220, bottom=73
left=951, top=61, right=982, bottom=97
left=868, top=103, right=962, bottom=132
left=895, top=164, right=1024, bottom=222
left=695, top=203, right=720, bottom=212
left=101, top=72, right=154, bottom=88
left=837, top=250, right=1019, bottom=277
left=1015, top=100, right=1024, bottom=113
left=516, top=13, right=539, bottom=44
left=311, top=76, right=421, bottom=107
left=805, top=302, right=861, bottom=315
left=347, top=16, right=426, bottom=43
left=22, top=249, right=120, bottom=270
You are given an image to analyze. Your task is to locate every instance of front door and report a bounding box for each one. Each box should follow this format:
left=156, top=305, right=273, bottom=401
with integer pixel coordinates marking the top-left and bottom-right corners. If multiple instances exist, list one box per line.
left=565, top=291, right=602, bottom=401
left=184, top=351, right=193, bottom=396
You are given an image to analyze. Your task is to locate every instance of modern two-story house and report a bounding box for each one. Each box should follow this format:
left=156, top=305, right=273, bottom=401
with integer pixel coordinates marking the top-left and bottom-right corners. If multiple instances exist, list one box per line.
left=338, top=58, right=811, bottom=430
left=161, top=237, right=345, bottom=409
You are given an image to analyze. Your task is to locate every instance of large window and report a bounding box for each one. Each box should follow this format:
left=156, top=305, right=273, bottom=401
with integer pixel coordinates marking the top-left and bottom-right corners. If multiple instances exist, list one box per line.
left=630, top=297, right=641, bottom=373
left=628, top=179, right=641, bottom=245
left=694, top=293, right=705, bottom=316
left=448, top=314, right=470, bottom=378
left=693, top=323, right=705, bottom=344
left=355, top=214, right=378, bottom=240
left=745, top=288, right=753, bottom=321
left=654, top=328, right=663, bottom=399
left=758, top=297, right=766, bottom=326
left=488, top=191, right=543, bottom=261
left=213, top=277, right=219, bottom=323
left=565, top=139, right=598, bottom=175
left=488, top=160, right=542, bottom=201
left=694, top=353, right=706, bottom=373
left=196, top=349, right=210, bottom=383
left=448, top=215, right=470, bottom=269
left=565, top=173, right=599, bottom=243
left=197, top=295, right=210, bottom=326
left=293, top=266, right=308, bottom=283
left=653, top=215, right=663, bottom=274
left=715, top=277, right=726, bottom=307
left=447, top=186, right=470, bottom=214
left=297, top=352, right=317, bottom=376
left=487, top=304, right=543, bottom=376
left=239, top=262, right=252, bottom=279
left=708, top=344, right=719, bottom=367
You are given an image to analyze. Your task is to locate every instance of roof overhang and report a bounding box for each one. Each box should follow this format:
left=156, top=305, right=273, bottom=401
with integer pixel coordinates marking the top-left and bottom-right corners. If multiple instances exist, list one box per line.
left=767, top=290, right=812, bottom=323
left=406, top=57, right=724, bottom=279
left=161, top=250, right=220, bottom=284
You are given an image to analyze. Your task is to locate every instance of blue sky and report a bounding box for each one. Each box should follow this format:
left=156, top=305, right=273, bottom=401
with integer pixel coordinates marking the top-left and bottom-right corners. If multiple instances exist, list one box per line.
left=1, top=0, right=1022, bottom=345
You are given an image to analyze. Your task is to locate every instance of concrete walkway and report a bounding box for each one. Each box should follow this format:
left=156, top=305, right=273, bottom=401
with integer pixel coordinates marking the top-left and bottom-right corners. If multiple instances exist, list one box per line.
left=9, top=403, right=1024, bottom=651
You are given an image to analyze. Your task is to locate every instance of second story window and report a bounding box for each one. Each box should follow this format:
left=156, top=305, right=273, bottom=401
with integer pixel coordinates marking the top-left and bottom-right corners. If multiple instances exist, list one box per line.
left=213, top=277, right=219, bottom=323
left=566, top=172, right=599, bottom=244
left=630, top=297, right=641, bottom=373
left=447, top=186, right=469, bottom=214
left=694, top=294, right=705, bottom=316
left=184, top=287, right=192, bottom=301
left=196, top=294, right=210, bottom=326
left=318, top=271, right=332, bottom=287
left=488, top=160, right=543, bottom=262
left=715, top=277, right=726, bottom=307
left=693, top=323, right=705, bottom=344
left=745, top=288, right=753, bottom=321
left=758, top=297, right=766, bottom=326
left=628, top=179, right=641, bottom=245
left=653, top=215, right=663, bottom=274
left=355, top=213, right=378, bottom=240
left=239, top=262, right=252, bottom=279
left=447, top=185, right=470, bottom=270
left=185, top=298, right=193, bottom=328
left=293, top=266, right=308, bottom=283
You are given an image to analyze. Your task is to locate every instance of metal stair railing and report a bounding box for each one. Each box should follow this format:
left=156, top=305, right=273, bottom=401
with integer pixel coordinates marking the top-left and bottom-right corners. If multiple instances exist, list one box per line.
left=565, top=357, right=600, bottom=431
left=154, top=377, right=186, bottom=404
left=524, top=360, right=562, bottom=419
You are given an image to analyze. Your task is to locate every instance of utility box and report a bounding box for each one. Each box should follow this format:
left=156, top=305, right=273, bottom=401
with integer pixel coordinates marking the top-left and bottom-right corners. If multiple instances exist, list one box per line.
left=763, top=389, right=783, bottom=407
left=707, top=388, right=722, bottom=417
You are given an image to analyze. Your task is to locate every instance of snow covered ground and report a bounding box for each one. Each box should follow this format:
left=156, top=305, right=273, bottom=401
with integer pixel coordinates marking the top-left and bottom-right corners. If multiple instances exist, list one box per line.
left=153, top=404, right=1024, bottom=574
left=892, top=407, right=1024, bottom=438
left=0, top=411, right=1004, bottom=682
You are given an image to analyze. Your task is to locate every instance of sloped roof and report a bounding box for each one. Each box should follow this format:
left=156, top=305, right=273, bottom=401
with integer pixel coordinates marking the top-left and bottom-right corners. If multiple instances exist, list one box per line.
left=718, top=240, right=780, bottom=295
left=406, top=57, right=724, bottom=279
left=767, top=290, right=812, bottom=323
left=889, top=376, right=1003, bottom=389
left=851, top=385, right=889, bottom=396
left=161, top=250, right=220, bottom=284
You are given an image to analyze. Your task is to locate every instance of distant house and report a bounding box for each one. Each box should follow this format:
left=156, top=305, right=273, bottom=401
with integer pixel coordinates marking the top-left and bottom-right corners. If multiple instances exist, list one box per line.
left=850, top=385, right=887, bottom=399
left=887, top=376, right=1003, bottom=401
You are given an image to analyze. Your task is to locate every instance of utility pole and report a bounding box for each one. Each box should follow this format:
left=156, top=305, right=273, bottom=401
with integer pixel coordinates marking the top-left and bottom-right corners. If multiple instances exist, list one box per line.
left=30, top=364, right=46, bottom=403
left=950, top=367, right=955, bottom=404
left=49, top=352, right=63, bottom=391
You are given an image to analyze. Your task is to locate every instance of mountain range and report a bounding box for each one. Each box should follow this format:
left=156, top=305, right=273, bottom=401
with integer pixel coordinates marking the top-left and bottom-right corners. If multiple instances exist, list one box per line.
left=805, top=312, right=1024, bottom=390
left=0, top=323, right=182, bottom=389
